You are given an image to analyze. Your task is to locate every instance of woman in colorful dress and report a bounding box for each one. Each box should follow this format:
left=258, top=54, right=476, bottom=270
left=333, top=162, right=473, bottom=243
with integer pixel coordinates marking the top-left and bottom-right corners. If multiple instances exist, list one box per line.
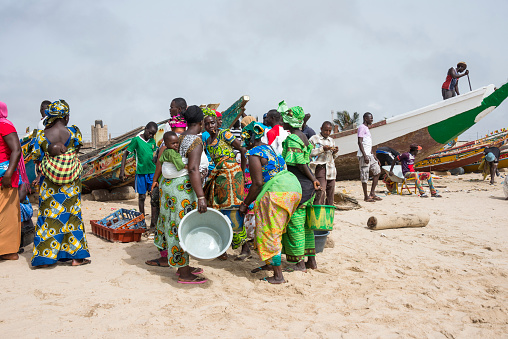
left=31, top=100, right=91, bottom=267
left=150, top=105, right=208, bottom=284
left=278, top=101, right=321, bottom=272
left=202, top=108, right=250, bottom=260
left=0, top=102, right=23, bottom=261
left=239, top=122, right=302, bottom=284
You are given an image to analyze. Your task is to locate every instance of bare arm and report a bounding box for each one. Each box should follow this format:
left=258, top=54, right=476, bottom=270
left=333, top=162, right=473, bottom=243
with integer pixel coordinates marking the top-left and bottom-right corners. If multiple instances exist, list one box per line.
left=358, top=137, right=369, bottom=163
left=151, top=146, right=165, bottom=191
left=1, top=132, right=21, bottom=189
left=389, top=156, right=400, bottom=176
left=231, top=138, right=246, bottom=172
left=119, top=149, right=130, bottom=181
left=242, top=155, right=263, bottom=208
left=187, top=143, right=207, bottom=213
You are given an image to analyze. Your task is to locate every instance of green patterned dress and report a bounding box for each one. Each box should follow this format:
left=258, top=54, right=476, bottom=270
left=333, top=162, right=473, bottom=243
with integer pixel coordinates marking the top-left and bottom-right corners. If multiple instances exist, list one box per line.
left=281, top=133, right=316, bottom=263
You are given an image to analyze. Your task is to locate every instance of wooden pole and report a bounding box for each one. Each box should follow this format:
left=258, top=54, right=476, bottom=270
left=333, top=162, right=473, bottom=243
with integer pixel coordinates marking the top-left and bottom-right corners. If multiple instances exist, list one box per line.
left=467, top=74, right=472, bottom=91
left=367, top=213, right=430, bottom=230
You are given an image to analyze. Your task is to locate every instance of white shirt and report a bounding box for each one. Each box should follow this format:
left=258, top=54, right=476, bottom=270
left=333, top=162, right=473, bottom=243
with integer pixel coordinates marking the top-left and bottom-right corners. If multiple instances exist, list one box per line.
left=309, top=133, right=339, bottom=180
left=357, top=124, right=372, bottom=156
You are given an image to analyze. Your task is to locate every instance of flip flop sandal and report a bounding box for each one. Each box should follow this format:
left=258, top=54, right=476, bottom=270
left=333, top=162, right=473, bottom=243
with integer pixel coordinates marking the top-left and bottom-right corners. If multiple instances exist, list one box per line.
left=364, top=198, right=376, bottom=202
left=234, top=254, right=252, bottom=261
left=72, top=259, right=91, bottom=267
left=251, top=265, right=270, bottom=273
left=431, top=194, right=442, bottom=198
left=260, top=277, right=286, bottom=284
left=176, top=268, right=204, bottom=276
left=177, top=276, right=208, bottom=284
left=371, top=196, right=383, bottom=201
left=145, top=259, right=169, bottom=267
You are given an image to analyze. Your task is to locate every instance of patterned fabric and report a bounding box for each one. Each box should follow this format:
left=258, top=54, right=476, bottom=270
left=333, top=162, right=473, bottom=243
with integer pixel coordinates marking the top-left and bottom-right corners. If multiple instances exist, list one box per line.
left=404, top=172, right=437, bottom=195
left=155, top=175, right=196, bottom=267
left=282, top=134, right=313, bottom=166
left=204, top=158, right=245, bottom=209
left=241, top=121, right=266, bottom=147
left=254, top=170, right=302, bottom=263
left=32, top=125, right=83, bottom=185
left=31, top=178, right=90, bottom=266
left=206, top=129, right=237, bottom=164
left=247, top=145, right=286, bottom=184
left=282, top=199, right=316, bottom=264
left=44, top=100, right=70, bottom=126
left=20, top=196, right=33, bottom=222
left=309, top=133, right=339, bottom=180
left=278, top=100, right=305, bottom=129
left=168, top=114, right=187, bottom=129
left=40, top=150, right=82, bottom=185
left=202, top=107, right=217, bottom=117
left=179, top=134, right=202, bottom=158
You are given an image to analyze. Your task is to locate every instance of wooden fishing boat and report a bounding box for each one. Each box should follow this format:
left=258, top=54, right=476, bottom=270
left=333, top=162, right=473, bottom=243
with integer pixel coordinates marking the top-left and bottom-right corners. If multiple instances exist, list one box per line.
left=463, top=147, right=508, bottom=173
left=414, top=129, right=508, bottom=172
left=332, top=83, right=508, bottom=180
left=79, top=95, right=249, bottom=193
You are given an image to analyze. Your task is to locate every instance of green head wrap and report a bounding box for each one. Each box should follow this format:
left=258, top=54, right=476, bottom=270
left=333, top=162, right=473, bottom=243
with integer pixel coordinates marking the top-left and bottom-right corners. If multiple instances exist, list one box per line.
left=277, top=100, right=305, bottom=129
left=202, top=107, right=217, bottom=117
left=241, top=121, right=266, bottom=147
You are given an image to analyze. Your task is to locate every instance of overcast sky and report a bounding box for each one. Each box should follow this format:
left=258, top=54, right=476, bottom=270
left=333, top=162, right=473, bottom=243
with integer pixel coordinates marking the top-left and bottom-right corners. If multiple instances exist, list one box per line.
left=1, top=0, right=507, bottom=141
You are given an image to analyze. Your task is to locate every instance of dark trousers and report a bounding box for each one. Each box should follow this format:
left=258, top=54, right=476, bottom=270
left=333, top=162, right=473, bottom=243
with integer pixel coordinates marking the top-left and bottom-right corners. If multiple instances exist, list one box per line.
left=314, top=165, right=335, bottom=206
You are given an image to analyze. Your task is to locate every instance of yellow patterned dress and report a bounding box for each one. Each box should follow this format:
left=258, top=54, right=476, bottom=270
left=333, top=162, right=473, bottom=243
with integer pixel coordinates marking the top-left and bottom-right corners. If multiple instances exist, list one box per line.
left=31, top=125, right=90, bottom=266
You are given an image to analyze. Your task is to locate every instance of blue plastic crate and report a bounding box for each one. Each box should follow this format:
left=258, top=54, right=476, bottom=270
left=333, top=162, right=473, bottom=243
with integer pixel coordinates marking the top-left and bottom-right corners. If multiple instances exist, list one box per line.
left=97, top=208, right=146, bottom=230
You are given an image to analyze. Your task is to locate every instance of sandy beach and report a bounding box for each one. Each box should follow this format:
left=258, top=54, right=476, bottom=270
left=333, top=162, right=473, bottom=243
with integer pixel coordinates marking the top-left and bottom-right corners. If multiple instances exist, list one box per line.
left=1, top=172, right=507, bottom=338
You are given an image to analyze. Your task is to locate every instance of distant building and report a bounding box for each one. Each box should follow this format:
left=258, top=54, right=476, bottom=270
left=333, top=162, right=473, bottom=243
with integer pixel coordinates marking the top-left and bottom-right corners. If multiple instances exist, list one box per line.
left=91, top=120, right=109, bottom=149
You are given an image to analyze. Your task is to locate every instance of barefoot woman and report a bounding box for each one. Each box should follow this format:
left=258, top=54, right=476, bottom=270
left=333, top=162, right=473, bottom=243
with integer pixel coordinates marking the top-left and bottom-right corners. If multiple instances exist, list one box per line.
left=279, top=102, right=321, bottom=272
left=239, top=122, right=302, bottom=284
left=31, top=100, right=90, bottom=267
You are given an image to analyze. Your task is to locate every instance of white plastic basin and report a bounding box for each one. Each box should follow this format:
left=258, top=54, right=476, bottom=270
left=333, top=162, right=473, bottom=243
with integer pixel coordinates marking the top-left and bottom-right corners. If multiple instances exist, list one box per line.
left=178, top=208, right=233, bottom=260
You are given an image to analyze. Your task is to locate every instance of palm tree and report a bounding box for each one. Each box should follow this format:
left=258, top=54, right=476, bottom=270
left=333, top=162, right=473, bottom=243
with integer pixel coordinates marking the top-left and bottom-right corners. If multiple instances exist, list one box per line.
left=334, top=110, right=359, bottom=131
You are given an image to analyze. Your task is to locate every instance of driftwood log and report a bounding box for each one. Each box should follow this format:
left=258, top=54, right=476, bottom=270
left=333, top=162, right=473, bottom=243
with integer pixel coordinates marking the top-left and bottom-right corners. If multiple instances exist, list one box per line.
left=367, top=213, right=430, bottom=230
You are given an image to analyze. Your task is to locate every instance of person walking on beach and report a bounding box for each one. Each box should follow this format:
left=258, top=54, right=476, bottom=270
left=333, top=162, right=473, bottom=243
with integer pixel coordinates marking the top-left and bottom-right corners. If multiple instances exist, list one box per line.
left=309, top=121, right=339, bottom=206
left=120, top=122, right=158, bottom=227
left=31, top=100, right=91, bottom=267
left=442, top=62, right=469, bottom=100
left=357, top=112, right=381, bottom=202
left=389, top=143, right=442, bottom=198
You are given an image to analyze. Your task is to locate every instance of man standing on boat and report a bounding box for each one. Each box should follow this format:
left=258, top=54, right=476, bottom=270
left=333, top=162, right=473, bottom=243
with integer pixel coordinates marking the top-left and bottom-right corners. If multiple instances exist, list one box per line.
left=442, top=62, right=469, bottom=100
left=357, top=112, right=382, bottom=202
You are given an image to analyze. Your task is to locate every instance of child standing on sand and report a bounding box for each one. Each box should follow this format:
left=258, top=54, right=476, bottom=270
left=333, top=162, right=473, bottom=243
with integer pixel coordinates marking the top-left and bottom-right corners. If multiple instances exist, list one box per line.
left=120, top=121, right=158, bottom=228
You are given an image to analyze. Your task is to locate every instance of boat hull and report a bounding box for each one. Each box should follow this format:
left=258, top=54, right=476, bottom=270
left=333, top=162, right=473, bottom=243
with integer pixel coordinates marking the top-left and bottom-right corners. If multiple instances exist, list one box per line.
left=333, top=84, right=508, bottom=180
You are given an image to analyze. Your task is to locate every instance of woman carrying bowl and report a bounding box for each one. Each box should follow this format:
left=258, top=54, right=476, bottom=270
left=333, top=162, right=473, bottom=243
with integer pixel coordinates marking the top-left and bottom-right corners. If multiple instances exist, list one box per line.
left=150, top=105, right=207, bottom=284
left=202, top=108, right=250, bottom=260
left=239, top=121, right=302, bottom=284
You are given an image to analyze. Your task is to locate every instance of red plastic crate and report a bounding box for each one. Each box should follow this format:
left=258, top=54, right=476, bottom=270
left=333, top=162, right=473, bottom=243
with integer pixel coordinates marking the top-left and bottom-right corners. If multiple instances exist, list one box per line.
left=90, top=220, right=145, bottom=242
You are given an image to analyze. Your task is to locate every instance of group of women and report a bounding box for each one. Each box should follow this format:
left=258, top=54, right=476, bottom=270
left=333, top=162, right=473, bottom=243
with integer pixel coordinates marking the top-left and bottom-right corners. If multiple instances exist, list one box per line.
left=147, top=99, right=321, bottom=284
left=0, top=98, right=322, bottom=285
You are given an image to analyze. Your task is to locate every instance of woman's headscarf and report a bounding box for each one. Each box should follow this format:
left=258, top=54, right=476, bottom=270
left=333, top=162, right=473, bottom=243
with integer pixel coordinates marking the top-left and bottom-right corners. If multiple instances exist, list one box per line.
left=44, top=100, right=70, bottom=126
left=241, top=121, right=266, bottom=147
left=241, top=116, right=256, bottom=128
left=202, top=107, right=217, bottom=118
left=277, top=100, right=305, bottom=129
left=0, top=101, right=30, bottom=189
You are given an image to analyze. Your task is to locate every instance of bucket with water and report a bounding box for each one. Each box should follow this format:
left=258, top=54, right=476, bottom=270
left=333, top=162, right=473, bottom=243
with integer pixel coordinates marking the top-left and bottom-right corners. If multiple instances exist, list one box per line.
left=178, top=208, right=233, bottom=260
